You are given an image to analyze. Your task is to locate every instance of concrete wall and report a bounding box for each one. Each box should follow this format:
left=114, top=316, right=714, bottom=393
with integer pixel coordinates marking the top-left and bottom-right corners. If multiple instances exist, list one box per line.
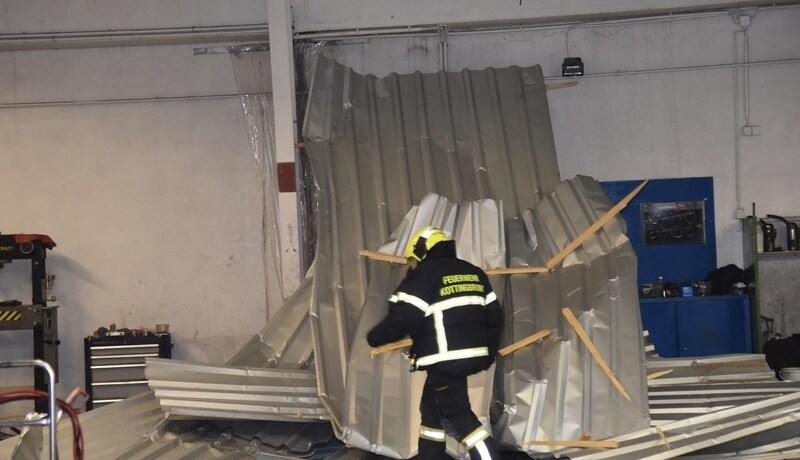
left=1, top=0, right=798, bottom=413
left=0, top=40, right=279, bottom=412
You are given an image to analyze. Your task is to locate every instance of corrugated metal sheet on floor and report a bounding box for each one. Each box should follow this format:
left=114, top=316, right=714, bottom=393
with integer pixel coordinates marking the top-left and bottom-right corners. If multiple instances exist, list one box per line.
left=145, top=358, right=328, bottom=422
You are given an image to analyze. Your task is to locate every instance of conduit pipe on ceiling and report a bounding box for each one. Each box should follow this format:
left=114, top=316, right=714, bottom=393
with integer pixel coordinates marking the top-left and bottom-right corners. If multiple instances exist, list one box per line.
left=732, top=10, right=754, bottom=218
left=438, top=25, right=449, bottom=72
left=0, top=93, right=269, bottom=109
left=291, top=5, right=799, bottom=42
left=541, top=57, right=800, bottom=81
left=0, top=23, right=268, bottom=50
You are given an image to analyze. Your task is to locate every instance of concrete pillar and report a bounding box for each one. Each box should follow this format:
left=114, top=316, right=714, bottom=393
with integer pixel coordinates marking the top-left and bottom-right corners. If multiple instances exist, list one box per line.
left=268, top=0, right=302, bottom=297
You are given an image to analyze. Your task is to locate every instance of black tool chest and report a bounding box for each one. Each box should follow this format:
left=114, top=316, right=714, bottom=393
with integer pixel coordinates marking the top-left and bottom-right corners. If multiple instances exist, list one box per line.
left=84, top=334, right=172, bottom=410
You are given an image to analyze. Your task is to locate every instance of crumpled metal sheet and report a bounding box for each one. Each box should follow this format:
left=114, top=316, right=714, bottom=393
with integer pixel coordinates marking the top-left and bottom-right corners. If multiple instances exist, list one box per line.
left=377, top=193, right=505, bottom=269
left=302, top=54, right=560, bottom=434
left=646, top=354, right=773, bottom=387
left=495, top=175, right=650, bottom=454
left=565, top=390, right=800, bottom=459
left=146, top=358, right=329, bottom=422
left=647, top=355, right=800, bottom=426
left=339, top=195, right=502, bottom=458
left=226, top=270, right=316, bottom=369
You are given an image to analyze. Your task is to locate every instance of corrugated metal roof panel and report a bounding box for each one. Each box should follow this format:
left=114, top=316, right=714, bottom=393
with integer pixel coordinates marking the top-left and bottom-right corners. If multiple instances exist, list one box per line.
left=302, top=53, right=561, bottom=436
left=496, top=175, right=650, bottom=453
left=146, top=359, right=328, bottom=422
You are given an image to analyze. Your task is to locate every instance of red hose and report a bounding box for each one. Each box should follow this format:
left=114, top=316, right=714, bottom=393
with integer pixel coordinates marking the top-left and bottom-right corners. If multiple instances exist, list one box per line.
left=0, top=390, right=84, bottom=460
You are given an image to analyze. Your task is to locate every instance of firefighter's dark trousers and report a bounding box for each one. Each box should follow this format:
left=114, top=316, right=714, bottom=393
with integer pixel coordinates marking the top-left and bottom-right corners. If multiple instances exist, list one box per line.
left=417, top=368, right=499, bottom=460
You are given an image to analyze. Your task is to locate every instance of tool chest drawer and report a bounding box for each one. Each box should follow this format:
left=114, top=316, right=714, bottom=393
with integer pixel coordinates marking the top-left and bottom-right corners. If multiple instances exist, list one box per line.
left=84, top=334, right=171, bottom=410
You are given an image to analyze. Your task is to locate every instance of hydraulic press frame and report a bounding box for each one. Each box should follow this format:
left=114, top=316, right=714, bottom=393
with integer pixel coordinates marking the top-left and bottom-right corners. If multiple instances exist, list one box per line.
left=0, top=234, right=59, bottom=413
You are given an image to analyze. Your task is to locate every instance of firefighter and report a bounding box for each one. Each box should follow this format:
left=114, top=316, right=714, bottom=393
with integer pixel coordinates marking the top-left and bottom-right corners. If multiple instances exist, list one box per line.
left=367, top=226, right=503, bottom=460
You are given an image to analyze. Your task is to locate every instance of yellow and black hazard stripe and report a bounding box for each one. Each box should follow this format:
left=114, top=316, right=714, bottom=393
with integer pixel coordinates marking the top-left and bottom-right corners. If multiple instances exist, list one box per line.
left=0, top=310, right=22, bottom=321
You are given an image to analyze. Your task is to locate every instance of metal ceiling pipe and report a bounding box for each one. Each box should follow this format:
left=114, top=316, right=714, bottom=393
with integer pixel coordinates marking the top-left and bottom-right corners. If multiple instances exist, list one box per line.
left=0, top=23, right=269, bottom=51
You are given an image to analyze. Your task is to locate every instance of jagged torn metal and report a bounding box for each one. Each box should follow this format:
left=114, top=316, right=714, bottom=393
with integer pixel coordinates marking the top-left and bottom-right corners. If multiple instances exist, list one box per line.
left=302, top=54, right=560, bottom=435
left=340, top=194, right=503, bottom=458
left=495, top=175, right=650, bottom=455
left=377, top=193, right=505, bottom=269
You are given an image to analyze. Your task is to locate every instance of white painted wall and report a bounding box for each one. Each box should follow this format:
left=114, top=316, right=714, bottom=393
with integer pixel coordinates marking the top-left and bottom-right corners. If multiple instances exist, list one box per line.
left=311, top=6, right=800, bottom=271
left=0, top=41, right=279, bottom=413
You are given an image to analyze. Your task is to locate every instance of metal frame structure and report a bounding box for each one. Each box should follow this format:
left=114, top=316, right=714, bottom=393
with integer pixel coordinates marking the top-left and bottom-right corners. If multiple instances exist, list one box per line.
left=0, top=360, right=58, bottom=459
left=0, top=235, right=59, bottom=413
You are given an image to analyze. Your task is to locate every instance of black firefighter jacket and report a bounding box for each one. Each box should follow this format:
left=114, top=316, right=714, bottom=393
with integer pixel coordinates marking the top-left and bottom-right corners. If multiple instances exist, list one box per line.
left=367, top=241, right=503, bottom=375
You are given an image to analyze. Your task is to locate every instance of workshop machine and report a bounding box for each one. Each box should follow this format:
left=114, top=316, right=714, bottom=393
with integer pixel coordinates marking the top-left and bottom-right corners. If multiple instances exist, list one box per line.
left=0, top=233, right=59, bottom=413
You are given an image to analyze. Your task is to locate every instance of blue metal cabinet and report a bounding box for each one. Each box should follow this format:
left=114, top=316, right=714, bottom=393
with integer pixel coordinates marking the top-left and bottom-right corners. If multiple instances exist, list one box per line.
left=640, top=296, right=752, bottom=357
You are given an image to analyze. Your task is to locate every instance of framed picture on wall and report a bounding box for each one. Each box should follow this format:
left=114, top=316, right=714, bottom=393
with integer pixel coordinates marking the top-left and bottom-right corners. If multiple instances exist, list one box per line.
left=641, top=201, right=706, bottom=245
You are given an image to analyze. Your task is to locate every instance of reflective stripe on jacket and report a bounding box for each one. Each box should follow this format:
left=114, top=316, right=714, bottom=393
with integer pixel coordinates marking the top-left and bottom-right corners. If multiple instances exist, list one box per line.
left=367, top=240, right=503, bottom=373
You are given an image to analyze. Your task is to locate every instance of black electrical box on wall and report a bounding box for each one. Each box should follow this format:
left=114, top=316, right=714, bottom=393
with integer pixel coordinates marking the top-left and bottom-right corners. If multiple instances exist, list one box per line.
left=562, top=57, right=585, bottom=77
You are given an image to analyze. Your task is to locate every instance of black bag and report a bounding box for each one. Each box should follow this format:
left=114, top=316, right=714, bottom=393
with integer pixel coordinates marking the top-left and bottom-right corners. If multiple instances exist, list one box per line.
left=763, top=334, right=800, bottom=380
left=705, top=264, right=745, bottom=295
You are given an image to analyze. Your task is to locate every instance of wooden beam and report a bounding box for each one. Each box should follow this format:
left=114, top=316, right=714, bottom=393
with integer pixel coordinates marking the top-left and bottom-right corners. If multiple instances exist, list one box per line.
left=647, top=369, right=674, bottom=381
left=359, top=250, right=549, bottom=275
left=498, top=329, right=551, bottom=356
left=370, top=337, right=413, bottom=358
left=656, top=426, right=673, bottom=450
left=485, top=266, right=549, bottom=275
left=545, top=81, right=578, bottom=90
left=527, top=440, right=619, bottom=449
left=358, top=250, right=408, bottom=265
left=561, top=307, right=632, bottom=402
left=545, top=180, right=648, bottom=270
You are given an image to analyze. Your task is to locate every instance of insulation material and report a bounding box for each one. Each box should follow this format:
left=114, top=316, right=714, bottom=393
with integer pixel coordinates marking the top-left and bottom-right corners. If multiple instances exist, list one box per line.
left=302, top=53, right=560, bottom=435
left=241, top=94, right=285, bottom=318
left=495, top=176, right=650, bottom=454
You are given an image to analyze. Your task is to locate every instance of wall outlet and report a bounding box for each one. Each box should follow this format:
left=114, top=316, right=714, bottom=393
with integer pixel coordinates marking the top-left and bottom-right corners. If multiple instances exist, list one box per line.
left=735, top=208, right=747, bottom=219
left=742, top=125, right=761, bottom=136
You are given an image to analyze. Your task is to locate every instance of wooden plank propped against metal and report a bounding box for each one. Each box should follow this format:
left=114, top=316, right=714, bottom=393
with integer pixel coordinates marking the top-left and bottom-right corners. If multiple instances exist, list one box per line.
left=485, top=266, right=549, bottom=275
left=647, top=369, right=674, bottom=381
left=360, top=250, right=548, bottom=274
left=545, top=81, right=578, bottom=90
left=370, top=338, right=413, bottom=358
left=656, top=426, right=673, bottom=450
left=359, top=250, right=548, bottom=274
left=359, top=250, right=407, bottom=265
left=498, top=329, right=551, bottom=356
left=562, top=307, right=632, bottom=402
left=545, top=179, right=649, bottom=270
left=527, top=440, right=619, bottom=449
